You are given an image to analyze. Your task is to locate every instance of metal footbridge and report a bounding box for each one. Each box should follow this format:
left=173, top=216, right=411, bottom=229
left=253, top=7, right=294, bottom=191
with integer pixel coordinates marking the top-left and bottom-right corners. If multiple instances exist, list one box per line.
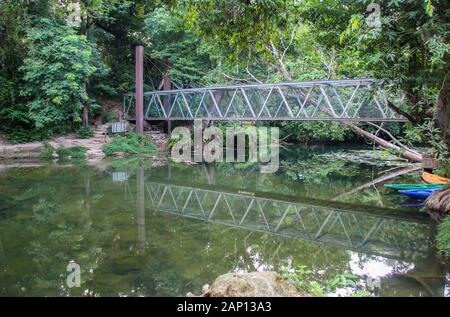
left=124, top=79, right=406, bottom=122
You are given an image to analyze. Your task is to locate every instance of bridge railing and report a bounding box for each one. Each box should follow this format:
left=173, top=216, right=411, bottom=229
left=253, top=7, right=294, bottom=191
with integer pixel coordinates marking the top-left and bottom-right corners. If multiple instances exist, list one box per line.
left=124, top=79, right=407, bottom=122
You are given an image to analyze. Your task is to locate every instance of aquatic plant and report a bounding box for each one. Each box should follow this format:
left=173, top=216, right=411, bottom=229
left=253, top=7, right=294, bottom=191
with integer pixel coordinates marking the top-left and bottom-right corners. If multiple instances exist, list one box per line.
left=282, top=265, right=369, bottom=297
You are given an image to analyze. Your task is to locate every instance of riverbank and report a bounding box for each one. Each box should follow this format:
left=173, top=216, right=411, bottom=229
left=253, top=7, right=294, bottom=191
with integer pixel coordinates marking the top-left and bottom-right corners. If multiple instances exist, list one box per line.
left=0, top=125, right=168, bottom=162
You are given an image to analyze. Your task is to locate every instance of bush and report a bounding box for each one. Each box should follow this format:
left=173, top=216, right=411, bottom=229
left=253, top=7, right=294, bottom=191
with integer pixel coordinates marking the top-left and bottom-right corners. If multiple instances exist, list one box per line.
left=40, top=142, right=55, bottom=159
left=102, top=132, right=158, bottom=156
left=102, top=112, right=118, bottom=124
left=280, top=121, right=353, bottom=144
left=437, top=163, right=450, bottom=179
left=76, top=126, right=94, bottom=139
left=437, top=216, right=450, bottom=257
left=56, top=146, right=87, bottom=159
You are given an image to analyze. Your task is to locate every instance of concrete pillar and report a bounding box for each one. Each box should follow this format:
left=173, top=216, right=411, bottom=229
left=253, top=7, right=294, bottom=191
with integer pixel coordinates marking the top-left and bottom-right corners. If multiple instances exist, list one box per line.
left=135, top=45, right=144, bottom=134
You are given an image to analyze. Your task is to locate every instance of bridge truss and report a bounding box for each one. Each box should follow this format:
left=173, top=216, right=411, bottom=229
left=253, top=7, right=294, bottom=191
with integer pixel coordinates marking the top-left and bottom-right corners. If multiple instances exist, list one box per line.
left=124, top=79, right=406, bottom=122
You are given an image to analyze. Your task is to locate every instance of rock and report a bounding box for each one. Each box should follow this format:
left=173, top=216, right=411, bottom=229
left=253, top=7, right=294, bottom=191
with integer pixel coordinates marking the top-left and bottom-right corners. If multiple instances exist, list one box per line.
left=85, top=149, right=106, bottom=160
left=202, top=284, right=210, bottom=294
left=205, top=271, right=304, bottom=297
left=113, top=151, right=129, bottom=158
left=51, top=152, right=59, bottom=159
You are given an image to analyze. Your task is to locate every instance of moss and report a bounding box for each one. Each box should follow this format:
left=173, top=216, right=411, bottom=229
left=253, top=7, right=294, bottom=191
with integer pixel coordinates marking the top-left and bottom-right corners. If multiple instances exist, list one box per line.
left=437, top=216, right=450, bottom=257
left=102, top=132, right=158, bottom=156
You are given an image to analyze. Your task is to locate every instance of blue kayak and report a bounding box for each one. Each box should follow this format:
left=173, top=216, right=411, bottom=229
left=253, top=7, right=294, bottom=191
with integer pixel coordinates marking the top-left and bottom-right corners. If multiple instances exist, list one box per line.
left=398, top=188, right=440, bottom=200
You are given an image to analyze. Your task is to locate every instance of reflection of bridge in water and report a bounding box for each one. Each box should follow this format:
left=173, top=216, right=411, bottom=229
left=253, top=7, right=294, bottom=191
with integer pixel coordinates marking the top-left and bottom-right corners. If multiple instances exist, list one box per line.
left=127, top=170, right=433, bottom=262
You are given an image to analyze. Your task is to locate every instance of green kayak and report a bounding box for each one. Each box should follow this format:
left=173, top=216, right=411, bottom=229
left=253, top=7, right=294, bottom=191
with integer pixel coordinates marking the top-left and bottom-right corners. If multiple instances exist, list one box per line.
left=384, top=183, right=444, bottom=190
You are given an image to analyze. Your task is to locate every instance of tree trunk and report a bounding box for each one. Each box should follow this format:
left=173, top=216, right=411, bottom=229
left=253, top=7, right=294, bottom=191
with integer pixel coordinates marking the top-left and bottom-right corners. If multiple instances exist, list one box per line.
left=434, top=54, right=450, bottom=153
left=82, top=83, right=89, bottom=127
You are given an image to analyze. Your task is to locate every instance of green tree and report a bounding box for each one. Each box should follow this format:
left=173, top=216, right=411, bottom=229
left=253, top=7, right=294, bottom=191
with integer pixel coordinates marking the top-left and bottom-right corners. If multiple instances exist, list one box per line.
left=299, top=0, right=450, bottom=157
left=20, top=18, right=110, bottom=132
left=180, top=0, right=448, bottom=160
left=144, top=7, right=214, bottom=88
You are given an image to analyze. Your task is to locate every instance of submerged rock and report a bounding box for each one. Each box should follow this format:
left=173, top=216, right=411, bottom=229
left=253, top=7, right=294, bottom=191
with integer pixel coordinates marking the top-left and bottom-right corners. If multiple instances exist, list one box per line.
left=199, top=271, right=307, bottom=297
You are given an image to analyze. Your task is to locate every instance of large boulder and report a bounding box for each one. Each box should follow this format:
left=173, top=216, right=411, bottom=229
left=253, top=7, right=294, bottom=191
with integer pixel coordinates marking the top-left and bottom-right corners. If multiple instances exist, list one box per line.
left=203, top=271, right=305, bottom=297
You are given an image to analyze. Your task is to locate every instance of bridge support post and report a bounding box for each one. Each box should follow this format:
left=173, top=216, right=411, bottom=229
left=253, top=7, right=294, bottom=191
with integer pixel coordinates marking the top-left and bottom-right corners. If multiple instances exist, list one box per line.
left=163, top=64, right=172, bottom=134
left=135, top=45, right=144, bottom=134
left=167, top=120, right=172, bottom=134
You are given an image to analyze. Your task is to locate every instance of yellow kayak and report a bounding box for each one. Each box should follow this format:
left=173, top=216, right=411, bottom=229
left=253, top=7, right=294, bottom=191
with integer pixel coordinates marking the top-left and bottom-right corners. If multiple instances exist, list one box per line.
left=422, top=171, right=450, bottom=184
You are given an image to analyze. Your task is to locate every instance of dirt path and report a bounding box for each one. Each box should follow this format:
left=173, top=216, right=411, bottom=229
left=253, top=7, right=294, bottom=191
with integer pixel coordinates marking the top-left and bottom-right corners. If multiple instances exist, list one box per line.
left=48, top=124, right=110, bottom=161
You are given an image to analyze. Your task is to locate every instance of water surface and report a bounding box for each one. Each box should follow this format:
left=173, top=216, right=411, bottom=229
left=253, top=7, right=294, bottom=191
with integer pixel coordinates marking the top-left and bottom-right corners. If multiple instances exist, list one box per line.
left=0, top=145, right=448, bottom=296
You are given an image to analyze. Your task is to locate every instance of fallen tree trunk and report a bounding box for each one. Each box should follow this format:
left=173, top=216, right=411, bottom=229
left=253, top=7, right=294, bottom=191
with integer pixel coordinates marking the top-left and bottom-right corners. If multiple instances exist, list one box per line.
left=342, top=123, right=423, bottom=162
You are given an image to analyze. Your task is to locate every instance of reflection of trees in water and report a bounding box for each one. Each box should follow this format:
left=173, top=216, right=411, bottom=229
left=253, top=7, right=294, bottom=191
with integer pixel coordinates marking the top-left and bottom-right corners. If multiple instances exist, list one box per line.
left=146, top=148, right=413, bottom=206
left=0, top=167, right=115, bottom=296
left=25, top=197, right=102, bottom=296
left=0, top=163, right=446, bottom=296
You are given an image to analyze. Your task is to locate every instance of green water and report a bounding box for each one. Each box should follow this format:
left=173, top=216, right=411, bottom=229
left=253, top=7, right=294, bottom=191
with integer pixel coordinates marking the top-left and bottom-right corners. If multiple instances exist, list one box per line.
left=0, top=145, right=448, bottom=297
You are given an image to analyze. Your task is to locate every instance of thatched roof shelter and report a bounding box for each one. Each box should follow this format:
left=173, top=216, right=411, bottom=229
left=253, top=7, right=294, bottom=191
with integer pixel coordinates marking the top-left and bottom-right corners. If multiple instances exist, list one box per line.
left=426, top=189, right=450, bottom=214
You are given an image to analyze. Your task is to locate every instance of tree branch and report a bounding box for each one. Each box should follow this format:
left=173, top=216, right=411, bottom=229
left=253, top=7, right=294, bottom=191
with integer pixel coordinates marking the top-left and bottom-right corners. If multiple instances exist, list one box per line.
left=386, top=99, right=418, bottom=123
left=268, top=41, right=293, bottom=81
left=281, top=29, right=296, bottom=61
left=222, top=73, right=256, bottom=84
left=245, top=67, right=263, bottom=84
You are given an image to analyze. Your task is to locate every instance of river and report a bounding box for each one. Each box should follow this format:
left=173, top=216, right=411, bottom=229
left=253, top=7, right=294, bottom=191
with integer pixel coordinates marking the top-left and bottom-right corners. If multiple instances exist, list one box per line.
left=0, top=145, right=448, bottom=296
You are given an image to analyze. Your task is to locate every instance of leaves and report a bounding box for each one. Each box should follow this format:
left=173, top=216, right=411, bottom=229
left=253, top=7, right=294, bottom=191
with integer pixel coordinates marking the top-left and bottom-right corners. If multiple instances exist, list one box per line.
left=19, top=18, right=110, bottom=132
left=102, top=132, right=159, bottom=156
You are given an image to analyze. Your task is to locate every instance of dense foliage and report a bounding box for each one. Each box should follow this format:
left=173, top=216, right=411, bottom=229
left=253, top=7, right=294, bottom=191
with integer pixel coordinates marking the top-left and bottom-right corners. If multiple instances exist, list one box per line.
left=437, top=216, right=450, bottom=257
left=21, top=18, right=109, bottom=133
left=181, top=0, right=450, bottom=157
